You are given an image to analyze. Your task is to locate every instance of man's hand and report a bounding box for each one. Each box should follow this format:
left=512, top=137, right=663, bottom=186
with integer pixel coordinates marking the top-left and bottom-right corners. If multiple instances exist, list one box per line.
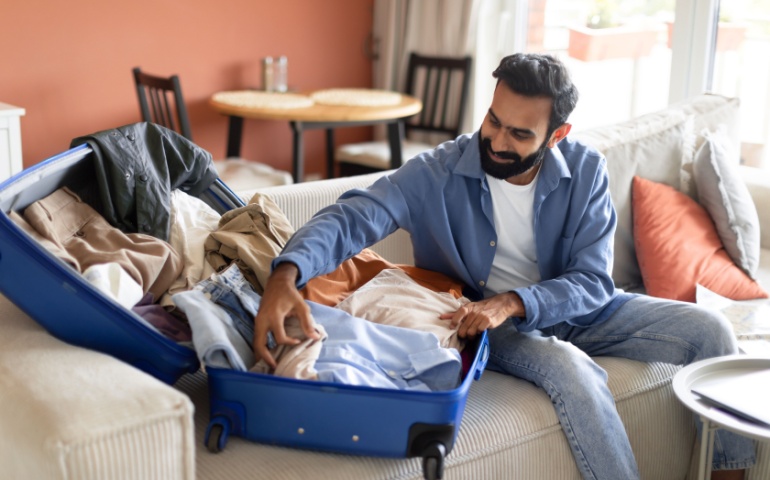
left=440, top=292, right=525, bottom=338
left=254, top=262, right=320, bottom=369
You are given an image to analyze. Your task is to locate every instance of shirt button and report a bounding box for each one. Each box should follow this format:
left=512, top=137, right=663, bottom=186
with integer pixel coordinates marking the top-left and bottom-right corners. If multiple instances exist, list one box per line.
left=479, top=280, right=485, bottom=287
left=388, top=370, right=397, bottom=378
left=139, top=174, right=149, bottom=182
left=490, top=241, right=496, bottom=247
left=141, top=224, right=151, bottom=232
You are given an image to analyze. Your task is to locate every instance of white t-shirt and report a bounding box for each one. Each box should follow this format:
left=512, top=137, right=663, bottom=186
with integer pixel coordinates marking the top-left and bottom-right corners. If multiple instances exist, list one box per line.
left=484, top=173, right=541, bottom=297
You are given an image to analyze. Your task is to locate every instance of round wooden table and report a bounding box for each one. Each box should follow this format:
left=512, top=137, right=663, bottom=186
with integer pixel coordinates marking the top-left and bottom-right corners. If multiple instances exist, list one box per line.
left=209, top=90, right=423, bottom=183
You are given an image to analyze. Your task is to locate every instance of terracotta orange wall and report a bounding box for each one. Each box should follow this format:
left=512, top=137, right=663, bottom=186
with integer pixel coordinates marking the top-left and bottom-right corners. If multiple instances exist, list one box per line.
left=2, top=0, right=374, bottom=178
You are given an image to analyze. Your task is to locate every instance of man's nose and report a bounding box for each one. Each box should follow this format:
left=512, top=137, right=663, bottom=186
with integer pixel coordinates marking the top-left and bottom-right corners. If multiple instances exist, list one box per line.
left=490, top=130, right=511, bottom=154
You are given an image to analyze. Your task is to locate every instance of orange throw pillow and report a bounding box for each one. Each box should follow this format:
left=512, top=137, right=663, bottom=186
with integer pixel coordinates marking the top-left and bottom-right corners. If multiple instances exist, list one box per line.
left=632, top=176, right=767, bottom=302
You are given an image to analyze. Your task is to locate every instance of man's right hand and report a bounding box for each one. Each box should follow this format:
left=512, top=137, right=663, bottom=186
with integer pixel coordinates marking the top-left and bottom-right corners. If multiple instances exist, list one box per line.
left=253, top=262, right=320, bottom=369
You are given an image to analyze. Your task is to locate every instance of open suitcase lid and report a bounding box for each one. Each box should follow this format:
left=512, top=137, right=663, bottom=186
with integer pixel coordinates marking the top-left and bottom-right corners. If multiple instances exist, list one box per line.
left=0, top=144, right=244, bottom=384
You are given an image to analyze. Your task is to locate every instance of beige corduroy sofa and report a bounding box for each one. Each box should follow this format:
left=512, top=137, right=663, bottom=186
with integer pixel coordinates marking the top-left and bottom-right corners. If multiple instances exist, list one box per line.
left=1, top=93, right=769, bottom=480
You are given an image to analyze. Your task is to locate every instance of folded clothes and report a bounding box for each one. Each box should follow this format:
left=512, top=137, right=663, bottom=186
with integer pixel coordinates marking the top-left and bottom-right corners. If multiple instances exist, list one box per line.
left=172, top=287, right=255, bottom=371
left=335, top=268, right=468, bottom=351
left=174, top=264, right=463, bottom=391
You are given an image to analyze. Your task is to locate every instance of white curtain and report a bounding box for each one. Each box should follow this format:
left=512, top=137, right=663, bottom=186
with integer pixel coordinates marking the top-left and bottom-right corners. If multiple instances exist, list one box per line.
left=470, top=0, right=529, bottom=129
left=372, top=0, right=481, bottom=139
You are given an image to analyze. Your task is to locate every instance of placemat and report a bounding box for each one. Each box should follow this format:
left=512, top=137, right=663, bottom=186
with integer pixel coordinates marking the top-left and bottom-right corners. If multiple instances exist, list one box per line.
left=212, top=91, right=314, bottom=109
left=311, top=89, right=402, bottom=107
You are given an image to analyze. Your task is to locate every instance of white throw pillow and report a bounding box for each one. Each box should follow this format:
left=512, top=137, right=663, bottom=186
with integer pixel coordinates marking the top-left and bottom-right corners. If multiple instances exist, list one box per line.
left=693, top=127, right=761, bottom=278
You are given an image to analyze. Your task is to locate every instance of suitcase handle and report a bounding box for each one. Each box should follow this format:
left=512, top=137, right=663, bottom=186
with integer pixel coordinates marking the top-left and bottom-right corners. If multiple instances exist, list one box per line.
left=473, top=340, right=489, bottom=381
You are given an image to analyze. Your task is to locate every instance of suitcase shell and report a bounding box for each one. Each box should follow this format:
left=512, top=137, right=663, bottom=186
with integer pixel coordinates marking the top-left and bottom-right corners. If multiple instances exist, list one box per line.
left=0, top=145, right=243, bottom=384
left=205, top=334, right=488, bottom=461
left=1, top=144, right=490, bottom=477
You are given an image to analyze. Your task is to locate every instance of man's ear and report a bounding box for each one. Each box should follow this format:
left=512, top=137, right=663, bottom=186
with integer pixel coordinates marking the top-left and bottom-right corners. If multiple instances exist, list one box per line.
left=547, top=123, right=572, bottom=148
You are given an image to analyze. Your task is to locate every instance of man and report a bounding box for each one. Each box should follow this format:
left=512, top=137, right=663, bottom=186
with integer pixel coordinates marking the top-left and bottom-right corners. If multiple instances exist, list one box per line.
left=254, top=53, right=754, bottom=480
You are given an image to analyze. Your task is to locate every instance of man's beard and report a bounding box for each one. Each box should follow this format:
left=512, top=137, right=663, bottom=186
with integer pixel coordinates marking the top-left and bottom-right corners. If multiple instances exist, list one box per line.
left=478, top=135, right=548, bottom=180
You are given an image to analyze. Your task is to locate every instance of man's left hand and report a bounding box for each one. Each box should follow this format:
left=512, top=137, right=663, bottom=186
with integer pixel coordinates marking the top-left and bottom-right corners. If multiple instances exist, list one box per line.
left=440, top=292, right=524, bottom=338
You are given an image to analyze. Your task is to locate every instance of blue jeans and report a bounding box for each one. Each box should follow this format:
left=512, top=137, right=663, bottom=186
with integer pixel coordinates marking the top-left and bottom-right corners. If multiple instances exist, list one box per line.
left=172, top=264, right=262, bottom=371
left=487, top=295, right=756, bottom=480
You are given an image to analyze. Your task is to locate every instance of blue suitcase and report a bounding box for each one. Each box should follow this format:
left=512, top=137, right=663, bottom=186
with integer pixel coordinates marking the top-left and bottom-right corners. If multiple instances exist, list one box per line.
left=0, top=143, right=489, bottom=479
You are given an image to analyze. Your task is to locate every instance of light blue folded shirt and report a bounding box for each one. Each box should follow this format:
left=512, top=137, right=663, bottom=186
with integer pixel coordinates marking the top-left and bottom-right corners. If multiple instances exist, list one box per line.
left=307, top=300, right=462, bottom=391
left=174, top=266, right=462, bottom=391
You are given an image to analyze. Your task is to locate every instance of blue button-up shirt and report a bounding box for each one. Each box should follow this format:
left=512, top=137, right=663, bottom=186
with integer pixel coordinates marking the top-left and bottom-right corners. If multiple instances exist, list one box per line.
left=275, top=131, right=634, bottom=332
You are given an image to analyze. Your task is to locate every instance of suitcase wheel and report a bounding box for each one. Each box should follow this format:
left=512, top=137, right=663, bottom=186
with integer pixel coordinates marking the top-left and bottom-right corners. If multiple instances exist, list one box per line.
left=421, top=442, right=446, bottom=480
left=204, top=417, right=230, bottom=453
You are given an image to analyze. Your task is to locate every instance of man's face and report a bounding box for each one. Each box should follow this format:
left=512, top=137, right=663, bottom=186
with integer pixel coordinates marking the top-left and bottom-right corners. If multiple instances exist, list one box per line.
left=478, top=133, right=549, bottom=180
left=479, top=82, right=559, bottom=183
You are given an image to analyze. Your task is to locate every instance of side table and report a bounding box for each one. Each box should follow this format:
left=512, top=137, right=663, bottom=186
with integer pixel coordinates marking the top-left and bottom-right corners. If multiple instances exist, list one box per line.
left=673, top=355, right=770, bottom=480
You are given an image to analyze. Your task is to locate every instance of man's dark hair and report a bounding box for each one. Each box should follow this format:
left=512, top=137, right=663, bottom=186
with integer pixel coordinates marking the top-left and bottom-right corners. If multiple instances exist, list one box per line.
left=492, top=53, right=579, bottom=134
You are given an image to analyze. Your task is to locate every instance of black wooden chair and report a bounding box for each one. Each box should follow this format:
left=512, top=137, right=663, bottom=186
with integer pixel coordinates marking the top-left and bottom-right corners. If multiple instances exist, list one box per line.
left=132, top=67, right=292, bottom=189
left=132, top=67, right=193, bottom=140
left=335, top=53, right=472, bottom=176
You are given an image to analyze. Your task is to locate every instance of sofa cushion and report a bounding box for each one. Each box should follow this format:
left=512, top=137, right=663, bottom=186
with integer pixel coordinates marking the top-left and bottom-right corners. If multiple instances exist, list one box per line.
left=254, top=172, right=415, bottom=266
left=740, top=165, right=770, bottom=251
left=573, top=94, right=742, bottom=291
left=632, top=176, right=767, bottom=302
left=573, top=110, right=692, bottom=290
left=673, top=94, right=742, bottom=161
left=0, top=295, right=195, bottom=480
left=693, top=127, right=761, bottom=278
left=176, top=358, right=692, bottom=480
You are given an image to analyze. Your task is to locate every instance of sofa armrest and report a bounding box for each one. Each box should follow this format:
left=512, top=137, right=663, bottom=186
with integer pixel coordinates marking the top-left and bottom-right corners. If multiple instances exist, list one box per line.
left=739, top=165, right=770, bottom=250
left=0, top=295, right=195, bottom=480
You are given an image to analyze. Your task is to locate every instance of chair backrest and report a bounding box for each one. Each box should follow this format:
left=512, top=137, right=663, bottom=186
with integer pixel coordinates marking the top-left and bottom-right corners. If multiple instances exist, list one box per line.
left=132, top=67, right=193, bottom=141
left=403, top=53, right=472, bottom=139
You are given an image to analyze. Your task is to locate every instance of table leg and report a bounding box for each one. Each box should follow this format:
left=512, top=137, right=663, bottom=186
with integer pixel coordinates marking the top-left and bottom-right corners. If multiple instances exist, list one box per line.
left=326, top=128, right=335, bottom=179
left=226, top=116, right=244, bottom=159
left=387, top=121, right=405, bottom=170
left=698, top=416, right=718, bottom=480
left=290, top=121, right=304, bottom=183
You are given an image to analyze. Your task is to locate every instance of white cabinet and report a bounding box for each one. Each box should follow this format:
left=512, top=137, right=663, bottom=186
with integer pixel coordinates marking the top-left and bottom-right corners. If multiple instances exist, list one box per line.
left=0, top=102, right=25, bottom=182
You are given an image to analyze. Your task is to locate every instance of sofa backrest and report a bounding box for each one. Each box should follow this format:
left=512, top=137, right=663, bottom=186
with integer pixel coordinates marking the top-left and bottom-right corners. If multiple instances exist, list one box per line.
left=252, top=173, right=414, bottom=265
left=250, top=94, right=741, bottom=291
left=573, top=93, right=741, bottom=290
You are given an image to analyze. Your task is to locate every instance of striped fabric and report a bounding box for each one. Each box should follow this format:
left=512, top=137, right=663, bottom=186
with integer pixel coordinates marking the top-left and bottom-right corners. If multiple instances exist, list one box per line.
left=241, top=172, right=415, bottom=266
left=176, top=359, right=694, bottom=479
left=0, top=296, right=195, bottom=480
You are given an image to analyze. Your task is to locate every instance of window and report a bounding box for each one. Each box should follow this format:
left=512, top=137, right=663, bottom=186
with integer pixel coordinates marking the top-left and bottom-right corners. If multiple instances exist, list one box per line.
left=536, top=0, right=676, bottom=129
left=473, top=0, right=770, bottom=169
left=710, top=0, right=770, bottom=168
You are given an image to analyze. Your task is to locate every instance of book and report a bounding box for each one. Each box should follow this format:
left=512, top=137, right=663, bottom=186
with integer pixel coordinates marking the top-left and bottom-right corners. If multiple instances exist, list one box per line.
left=691, top=369, right=770, bottom=426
